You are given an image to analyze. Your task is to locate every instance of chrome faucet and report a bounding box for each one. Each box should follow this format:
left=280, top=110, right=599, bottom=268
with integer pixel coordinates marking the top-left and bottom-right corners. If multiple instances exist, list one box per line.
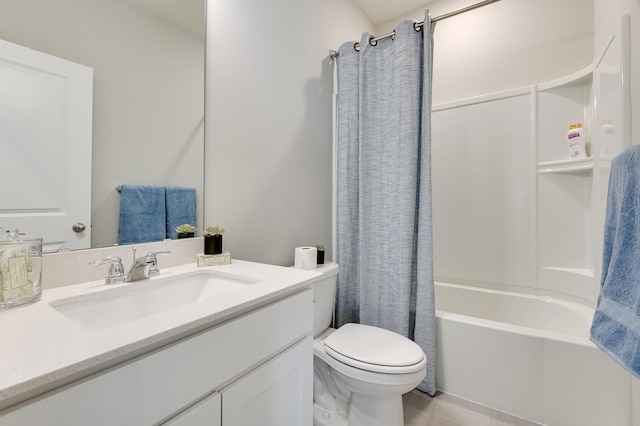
left=126, top=250, right=171, bottom=282
left=90, top=250, right=172, bottom=284
left=145, top=251, right=171, bottom=277
left=89, top=256, right=126, bottom=285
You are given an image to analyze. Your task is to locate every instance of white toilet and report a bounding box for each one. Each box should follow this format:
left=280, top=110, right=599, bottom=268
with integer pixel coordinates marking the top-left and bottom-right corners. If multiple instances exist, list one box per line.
left=311, top=262, right=427, bottom=426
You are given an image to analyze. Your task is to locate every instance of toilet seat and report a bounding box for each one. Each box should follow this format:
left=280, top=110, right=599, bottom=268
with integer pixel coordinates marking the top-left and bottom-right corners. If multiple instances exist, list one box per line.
left=324, top=323, right=426, bottom=374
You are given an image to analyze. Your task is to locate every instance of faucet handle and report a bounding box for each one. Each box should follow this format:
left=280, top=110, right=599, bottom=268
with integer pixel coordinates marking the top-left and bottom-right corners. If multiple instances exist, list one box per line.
left=90, top=256, right=126, bottom=285
left=144, top=251, right=172, bottom=277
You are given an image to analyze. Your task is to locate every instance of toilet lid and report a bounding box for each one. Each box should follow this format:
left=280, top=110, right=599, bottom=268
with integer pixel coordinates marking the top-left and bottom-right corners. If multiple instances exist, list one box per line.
left=324, top=323, right=426, bottom=374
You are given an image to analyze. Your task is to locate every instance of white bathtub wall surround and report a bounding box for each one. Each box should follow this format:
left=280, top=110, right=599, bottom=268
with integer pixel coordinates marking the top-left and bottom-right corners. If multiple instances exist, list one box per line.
left=432, top=89, right=535, bottom=293
left=535, top=66, right=597, bottom=303
left=433, top=76, right=591, bottom=301
left=593, top=0, right=640, bottom=184
left=42, top=238, right=203, bottom=289
left=432, top=13, right=630, bottom=306
left=429, top=13, right=635, bottom=425
left=435, top=281, right=632, bottom=426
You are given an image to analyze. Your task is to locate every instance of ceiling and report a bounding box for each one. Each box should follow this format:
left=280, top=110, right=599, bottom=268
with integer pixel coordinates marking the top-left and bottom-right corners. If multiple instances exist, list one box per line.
left=353, top=0, right=438, bottom=25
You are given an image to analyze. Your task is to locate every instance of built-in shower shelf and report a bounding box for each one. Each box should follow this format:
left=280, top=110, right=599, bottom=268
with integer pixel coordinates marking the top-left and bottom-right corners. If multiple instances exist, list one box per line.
left=536, top=65, right=593, bottom=92
left=542, top=266, right=594, bottom=278
left=537, top=158, right=594, bottom=174
left=539, top=267, right=596, bottom=301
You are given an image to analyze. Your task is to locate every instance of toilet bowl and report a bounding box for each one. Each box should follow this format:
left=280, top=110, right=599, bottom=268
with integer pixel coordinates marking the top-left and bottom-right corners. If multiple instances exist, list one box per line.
left=310, top=263, right=427, bottom=426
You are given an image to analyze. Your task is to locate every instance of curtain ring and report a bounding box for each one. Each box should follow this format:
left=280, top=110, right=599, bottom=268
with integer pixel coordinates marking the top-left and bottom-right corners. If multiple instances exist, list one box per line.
left=413, top=22, right=422, bottom=32
left=369, top=37, right=377, bottom=47
left=353, top=42, right=360, bottom=52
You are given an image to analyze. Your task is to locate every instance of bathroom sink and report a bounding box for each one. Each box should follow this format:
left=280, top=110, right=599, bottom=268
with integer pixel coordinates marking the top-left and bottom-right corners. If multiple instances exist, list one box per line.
left=50, top=270, right=258, bottom=330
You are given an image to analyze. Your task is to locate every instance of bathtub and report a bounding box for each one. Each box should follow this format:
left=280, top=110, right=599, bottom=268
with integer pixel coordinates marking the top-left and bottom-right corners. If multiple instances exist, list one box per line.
left=434, top=282, right=632, bottom=426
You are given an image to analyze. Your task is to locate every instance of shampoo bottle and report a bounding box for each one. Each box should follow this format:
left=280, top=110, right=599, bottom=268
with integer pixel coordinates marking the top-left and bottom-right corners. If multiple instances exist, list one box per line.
left=567, top=123, right=587, bottom=159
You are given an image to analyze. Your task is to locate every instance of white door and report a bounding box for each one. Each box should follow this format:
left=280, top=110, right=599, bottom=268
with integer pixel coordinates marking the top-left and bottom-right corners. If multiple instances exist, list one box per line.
left=0, top=38, right=93, bottom=252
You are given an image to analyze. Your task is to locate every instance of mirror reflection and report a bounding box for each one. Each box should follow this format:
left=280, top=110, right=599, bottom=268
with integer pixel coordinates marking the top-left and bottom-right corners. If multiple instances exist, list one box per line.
left=0, top=0, right=205, bottom=250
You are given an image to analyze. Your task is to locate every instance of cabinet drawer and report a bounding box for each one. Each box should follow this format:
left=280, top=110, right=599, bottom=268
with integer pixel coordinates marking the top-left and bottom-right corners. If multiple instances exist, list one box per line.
left=0, top=290, right=313, bottom=425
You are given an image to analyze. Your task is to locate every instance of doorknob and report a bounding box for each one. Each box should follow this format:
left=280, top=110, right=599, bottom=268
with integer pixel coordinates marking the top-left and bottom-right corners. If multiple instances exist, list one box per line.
left=72, top=223, right=86, bottom=233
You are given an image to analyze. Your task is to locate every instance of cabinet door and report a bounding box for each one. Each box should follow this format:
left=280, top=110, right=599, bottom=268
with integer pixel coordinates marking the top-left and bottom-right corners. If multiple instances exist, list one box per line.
left=163, top=392, right=221, bottom=426
left=221, top=337, right=312, bottom=426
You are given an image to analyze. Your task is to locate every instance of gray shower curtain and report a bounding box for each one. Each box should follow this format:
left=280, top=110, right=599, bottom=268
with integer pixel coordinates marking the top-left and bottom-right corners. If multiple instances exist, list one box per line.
left=335, top=11, right=436, bottom=395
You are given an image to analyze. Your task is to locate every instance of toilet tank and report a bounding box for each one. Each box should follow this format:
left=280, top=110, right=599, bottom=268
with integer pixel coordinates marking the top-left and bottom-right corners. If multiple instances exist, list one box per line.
left=311, top=262, right=339, bottom=336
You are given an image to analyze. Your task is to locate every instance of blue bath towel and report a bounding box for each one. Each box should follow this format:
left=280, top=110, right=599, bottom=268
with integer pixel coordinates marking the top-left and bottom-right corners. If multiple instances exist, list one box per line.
left=117, top=185, right=166, bottom=245
left=165, top=186, right=197, bottom=239
left=591, top=145, right=640, bottom=379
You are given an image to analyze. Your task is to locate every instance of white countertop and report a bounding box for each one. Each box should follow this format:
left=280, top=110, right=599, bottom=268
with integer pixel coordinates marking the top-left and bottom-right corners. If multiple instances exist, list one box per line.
left=0, top=260, right=320, bottom=412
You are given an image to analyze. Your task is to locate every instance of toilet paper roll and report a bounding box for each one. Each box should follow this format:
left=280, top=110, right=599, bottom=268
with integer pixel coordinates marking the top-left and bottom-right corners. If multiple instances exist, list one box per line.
left=294, top=246, right=317, bottom=270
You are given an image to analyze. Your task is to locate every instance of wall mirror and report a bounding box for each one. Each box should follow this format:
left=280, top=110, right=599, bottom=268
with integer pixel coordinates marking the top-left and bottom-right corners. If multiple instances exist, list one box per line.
left=0, top=0, right=205, bottom=251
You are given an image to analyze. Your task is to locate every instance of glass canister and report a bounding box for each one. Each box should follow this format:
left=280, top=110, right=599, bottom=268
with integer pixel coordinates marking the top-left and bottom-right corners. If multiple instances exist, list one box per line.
left=0, top=229, right=43, bottom=308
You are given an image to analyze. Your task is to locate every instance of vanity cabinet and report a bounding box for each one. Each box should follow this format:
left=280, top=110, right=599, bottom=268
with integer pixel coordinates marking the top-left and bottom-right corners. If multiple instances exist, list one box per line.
left=219, top=337, right=311, bottom=425
left=0, top=289, right=313, bottom=426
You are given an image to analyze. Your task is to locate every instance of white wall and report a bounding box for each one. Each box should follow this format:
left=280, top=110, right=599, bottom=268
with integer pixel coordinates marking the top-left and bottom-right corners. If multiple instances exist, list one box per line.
left=204, top=0, right=372, bottom=266
left=377, top=0, right=594, bottom=105
left=0, top=0, right=205, bottom=248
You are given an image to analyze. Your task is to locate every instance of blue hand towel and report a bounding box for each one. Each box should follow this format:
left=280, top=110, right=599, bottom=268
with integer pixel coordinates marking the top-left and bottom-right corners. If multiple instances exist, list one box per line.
left=591, top=145, right=640, bottom=379
left=117, top=185, right=166, bottom=245
left=165, top=186, right=197, bottom=239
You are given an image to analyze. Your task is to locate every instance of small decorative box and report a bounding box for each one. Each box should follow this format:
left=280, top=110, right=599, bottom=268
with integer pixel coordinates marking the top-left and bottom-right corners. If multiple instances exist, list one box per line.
left=197, top=251, right=231, bottom=267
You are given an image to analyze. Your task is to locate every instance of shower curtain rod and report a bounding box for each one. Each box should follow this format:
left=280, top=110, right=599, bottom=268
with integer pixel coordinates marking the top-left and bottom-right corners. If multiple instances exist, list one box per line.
left=329, top=0, right=501, bottom=58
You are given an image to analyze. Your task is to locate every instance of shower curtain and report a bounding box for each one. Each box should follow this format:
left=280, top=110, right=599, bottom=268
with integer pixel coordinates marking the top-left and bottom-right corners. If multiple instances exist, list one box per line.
left=335, top=11, right=436, bottom=395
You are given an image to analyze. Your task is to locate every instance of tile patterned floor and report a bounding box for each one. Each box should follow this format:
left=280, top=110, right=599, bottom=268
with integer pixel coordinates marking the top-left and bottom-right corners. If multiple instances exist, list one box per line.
left=403, top=390, right=544, bottom=426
